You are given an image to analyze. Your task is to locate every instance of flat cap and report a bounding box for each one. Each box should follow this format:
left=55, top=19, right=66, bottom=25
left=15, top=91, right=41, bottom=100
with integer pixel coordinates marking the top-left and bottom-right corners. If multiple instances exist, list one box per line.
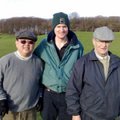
left=15, top=30, right=37, bottom=42
left=93, top=26, right=114, bottom=41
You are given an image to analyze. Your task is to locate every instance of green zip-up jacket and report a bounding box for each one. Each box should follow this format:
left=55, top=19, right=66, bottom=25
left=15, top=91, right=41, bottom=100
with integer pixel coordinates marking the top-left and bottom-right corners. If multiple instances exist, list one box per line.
left=34, top=30, right=83, bottom=93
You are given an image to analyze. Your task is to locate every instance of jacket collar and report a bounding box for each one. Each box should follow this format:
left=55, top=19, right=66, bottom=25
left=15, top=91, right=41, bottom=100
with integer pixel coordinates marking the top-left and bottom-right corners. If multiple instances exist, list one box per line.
left=89, top=50, right=120, bottom=66
left=47, top=30, right=79, bottom=45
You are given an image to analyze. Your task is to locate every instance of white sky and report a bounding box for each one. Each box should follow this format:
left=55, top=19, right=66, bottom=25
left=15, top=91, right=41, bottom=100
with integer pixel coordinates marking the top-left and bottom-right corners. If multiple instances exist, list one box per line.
left=0, top=0, right=119, bottom=19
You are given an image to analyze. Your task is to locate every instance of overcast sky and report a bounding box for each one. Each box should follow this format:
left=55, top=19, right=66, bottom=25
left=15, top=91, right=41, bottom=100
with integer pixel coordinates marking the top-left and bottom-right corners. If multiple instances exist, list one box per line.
left=0, top=0, right=119, bottom=19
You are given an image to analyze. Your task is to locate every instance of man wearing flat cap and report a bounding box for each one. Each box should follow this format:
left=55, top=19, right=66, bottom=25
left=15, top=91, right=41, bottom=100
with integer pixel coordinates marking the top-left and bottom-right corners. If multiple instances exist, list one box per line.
left=0, top=30, right=43, bottom=120
left=34, top=12, right=84, bottom=120
left=66, top=26, right=120, bottom=120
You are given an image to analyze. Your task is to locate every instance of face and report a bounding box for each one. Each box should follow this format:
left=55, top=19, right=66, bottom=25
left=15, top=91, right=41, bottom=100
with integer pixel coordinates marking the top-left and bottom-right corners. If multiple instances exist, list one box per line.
left=16, top=39, right=35, bottom=57
left=93, top=38, right=112, bottom=57
left=54, top=24, right=68, bottom=40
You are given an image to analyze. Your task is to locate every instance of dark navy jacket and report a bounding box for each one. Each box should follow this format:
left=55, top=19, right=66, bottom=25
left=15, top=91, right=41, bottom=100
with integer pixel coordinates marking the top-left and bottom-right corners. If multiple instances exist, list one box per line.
left=66, top=50, right=120, bottom=120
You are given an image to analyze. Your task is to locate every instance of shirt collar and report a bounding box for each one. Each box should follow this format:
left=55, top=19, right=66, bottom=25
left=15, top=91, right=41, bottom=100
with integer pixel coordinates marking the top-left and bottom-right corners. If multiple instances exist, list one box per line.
left=14, top=51, right=32, bottom=60
left=94, top=50, right=110, bottom=60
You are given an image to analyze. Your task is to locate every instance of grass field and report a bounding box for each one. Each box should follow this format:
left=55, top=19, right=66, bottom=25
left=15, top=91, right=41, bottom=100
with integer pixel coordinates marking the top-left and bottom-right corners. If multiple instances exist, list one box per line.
left=0, top=31, right=120, bottom=57
left=0, top=32, right=120, bottom=120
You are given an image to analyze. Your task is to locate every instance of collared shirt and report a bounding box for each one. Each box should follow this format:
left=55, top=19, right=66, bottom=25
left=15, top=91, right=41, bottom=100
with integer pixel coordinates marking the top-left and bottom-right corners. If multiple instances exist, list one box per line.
left=15, top=51, right=32, bottom=60
left=54, top=41, right=70, bottom=61
left=95, top=51, right=110, bottom=80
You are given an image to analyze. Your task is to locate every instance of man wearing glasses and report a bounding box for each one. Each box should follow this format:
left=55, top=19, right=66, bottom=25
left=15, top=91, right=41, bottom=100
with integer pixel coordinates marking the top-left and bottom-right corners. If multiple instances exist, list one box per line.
left=0, top=30, right=43, bottom=120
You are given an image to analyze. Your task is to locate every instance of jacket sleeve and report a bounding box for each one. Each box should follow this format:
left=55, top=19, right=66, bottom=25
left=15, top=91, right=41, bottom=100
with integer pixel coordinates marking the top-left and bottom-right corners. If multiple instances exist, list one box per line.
left=0, top=59, right=7, bottom=100
left=65, top=58, right=85, bottom=115
left=33, top=39, right=46, bottom=58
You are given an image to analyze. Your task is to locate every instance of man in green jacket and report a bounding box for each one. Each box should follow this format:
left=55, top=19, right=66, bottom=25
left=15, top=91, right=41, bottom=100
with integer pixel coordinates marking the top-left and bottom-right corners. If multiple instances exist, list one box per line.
left=34, top=12, right=84, bottom=120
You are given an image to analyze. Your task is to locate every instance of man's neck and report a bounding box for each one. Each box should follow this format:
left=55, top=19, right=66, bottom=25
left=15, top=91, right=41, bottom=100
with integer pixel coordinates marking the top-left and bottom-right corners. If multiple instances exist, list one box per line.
left=15, top=51, right=32, bottom=60
left=55, top=37, right=68, bottom=50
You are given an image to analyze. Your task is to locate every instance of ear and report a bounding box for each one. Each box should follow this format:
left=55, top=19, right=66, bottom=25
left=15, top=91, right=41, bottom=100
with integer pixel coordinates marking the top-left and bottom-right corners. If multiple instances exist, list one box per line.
left=15, top=40, right=19, bottom=48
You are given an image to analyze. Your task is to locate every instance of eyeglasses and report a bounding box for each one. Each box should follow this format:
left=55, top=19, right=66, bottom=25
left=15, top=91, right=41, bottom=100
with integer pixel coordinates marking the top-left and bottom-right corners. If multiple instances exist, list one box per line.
left=19, top=40, right=35, bottom=45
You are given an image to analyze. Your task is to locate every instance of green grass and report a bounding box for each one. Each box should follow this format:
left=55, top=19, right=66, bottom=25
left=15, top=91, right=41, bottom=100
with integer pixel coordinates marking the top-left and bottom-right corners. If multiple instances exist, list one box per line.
left=37, top=112, right=42, bottom=120
left=0, top=32, right=120, bottom=120
left=0, top=34, right=46, bottom=57
left=0, top=31, right=120, bottom=57
left=76, top=31, right=120, bottom=56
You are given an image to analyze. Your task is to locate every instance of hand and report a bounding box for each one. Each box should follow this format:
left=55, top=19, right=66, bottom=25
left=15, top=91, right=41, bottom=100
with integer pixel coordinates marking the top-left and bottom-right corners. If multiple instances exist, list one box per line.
left=36, top=97, right=43, bottom=111
left=0, top=99, right=9, bottom=117
left=72, top=115, right=81, bottom=120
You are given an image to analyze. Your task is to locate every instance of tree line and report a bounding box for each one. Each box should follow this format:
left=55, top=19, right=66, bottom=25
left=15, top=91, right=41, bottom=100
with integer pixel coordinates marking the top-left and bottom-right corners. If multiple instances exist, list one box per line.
left=0, top=14, right=120, bottom=35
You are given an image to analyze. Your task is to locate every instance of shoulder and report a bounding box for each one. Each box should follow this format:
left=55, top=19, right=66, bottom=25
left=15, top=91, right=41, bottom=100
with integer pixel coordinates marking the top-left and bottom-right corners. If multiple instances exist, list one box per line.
left=34, top=38, right=47, bottom=55
left=0, top=52, right=15, bottom=69
left=76, top=52, right=91, bottom=65
left=69, top=30, right=84, bottom=50
left=32, top=54, right=42, bottom=62
left=40, top=38, right=47, bottom=44
left=0, top=52, right=15, bottom=62
left=37, top=38, right=47, bottom=48
left=109, top=52, right=120, bottom=64
left=77, top=40, right=84, bottom=51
